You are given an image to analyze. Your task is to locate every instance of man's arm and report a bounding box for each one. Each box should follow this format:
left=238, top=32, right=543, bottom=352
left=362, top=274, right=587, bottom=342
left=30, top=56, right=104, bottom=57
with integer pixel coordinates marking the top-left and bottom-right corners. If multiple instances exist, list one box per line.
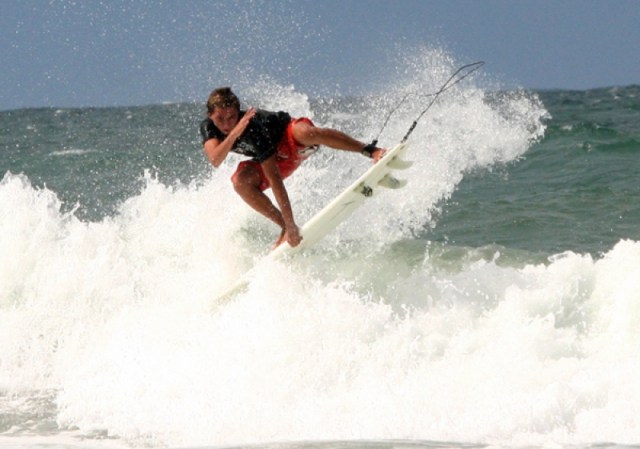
left=203, top=108, right=257, bottom=167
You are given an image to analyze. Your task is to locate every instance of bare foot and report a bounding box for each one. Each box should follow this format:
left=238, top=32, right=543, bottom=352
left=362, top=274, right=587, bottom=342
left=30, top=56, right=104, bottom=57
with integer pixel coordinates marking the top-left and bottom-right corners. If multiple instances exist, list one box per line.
left=372, top=148, right=386, bottom=162
left=285, top=225, right=302, bottom=247
left=271, top=225, right=303, bottom=250
left=271, top=229, right=287, bottom=250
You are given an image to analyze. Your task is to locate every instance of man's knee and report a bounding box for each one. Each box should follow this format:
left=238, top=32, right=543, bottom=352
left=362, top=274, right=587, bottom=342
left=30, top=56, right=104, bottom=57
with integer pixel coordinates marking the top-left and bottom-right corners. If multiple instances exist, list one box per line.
left=231, top=165, right=261, bottom=193
left=292, top=121, right=321, bottom=146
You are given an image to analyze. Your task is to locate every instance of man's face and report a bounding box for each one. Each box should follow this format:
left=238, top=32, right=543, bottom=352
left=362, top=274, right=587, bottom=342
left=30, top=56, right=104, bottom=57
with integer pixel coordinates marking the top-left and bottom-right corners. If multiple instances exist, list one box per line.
left=210, top=106, right=239, bottom=135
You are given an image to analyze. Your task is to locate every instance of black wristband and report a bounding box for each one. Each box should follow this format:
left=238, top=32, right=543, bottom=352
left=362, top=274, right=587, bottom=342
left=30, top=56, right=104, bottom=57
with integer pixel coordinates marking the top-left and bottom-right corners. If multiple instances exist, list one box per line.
left=361, top=143, right=376, bottom=158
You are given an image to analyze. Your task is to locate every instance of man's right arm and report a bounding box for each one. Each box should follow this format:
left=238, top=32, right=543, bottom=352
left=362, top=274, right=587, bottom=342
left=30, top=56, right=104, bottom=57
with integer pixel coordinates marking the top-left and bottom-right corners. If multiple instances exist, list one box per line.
left=202, top=107, right=257, bottom=167
left=203, top=137, right=232, bottom=168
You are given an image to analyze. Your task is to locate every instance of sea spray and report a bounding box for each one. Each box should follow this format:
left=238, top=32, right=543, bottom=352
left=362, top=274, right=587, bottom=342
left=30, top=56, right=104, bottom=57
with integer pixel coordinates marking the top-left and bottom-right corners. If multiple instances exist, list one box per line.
left=10, top=50, right=638, bottom=448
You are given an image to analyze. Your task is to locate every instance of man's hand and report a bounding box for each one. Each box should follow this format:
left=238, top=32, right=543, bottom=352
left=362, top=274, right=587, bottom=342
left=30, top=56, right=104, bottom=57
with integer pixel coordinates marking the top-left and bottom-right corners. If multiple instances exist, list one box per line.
left=231, top=107, right=256, bottom=137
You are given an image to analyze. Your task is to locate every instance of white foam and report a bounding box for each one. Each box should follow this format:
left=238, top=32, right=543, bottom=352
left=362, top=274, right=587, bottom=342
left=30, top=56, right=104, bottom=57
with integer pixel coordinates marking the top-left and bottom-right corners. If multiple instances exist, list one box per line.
left=4, top=163, right=640, bottom=446
left=45, top=242, right=640, bottom=447
left=9, top=51, right=631, bottom=448
left=50, top=148, right=98, bottom=157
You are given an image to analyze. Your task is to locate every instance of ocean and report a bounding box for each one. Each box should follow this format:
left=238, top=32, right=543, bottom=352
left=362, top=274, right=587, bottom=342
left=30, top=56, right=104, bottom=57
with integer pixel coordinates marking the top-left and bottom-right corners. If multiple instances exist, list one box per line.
left=2, top=55, right=640, bottom=449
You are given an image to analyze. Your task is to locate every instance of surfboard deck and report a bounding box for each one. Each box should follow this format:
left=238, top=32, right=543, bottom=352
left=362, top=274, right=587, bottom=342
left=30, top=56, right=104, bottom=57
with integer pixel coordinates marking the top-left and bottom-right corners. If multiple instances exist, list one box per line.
left=212, top=142, right=411, bottom=306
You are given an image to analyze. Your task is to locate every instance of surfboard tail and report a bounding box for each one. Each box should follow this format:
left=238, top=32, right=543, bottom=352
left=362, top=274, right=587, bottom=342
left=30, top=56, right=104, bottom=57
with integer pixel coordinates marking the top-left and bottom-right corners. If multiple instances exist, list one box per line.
left=378, top=174, right=407, bottom=189
left=387, top=158, right=413, bottom=170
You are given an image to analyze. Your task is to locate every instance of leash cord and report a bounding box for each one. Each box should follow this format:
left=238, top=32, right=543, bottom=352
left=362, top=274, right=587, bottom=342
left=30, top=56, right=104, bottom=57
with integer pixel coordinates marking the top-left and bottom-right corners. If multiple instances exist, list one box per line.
left=370, top=61, right=485, bottom=146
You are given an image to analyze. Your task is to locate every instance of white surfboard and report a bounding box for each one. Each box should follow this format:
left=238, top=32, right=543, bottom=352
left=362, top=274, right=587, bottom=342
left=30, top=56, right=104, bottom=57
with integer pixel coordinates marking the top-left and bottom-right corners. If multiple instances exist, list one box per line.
left=212, top=142, right=411, bottom=305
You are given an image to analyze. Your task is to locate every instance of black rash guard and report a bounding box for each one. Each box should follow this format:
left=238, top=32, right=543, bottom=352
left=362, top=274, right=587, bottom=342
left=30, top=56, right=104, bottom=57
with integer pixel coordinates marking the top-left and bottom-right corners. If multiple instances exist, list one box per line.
left=200, top=109, right=291, bottom=163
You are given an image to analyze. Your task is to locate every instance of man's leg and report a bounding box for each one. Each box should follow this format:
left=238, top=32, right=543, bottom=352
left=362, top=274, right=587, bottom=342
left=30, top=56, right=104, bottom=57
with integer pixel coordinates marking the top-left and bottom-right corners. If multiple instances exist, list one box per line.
left=231, top=163, right=286, bottom=232
left=291, top=121, right=385, bottom=159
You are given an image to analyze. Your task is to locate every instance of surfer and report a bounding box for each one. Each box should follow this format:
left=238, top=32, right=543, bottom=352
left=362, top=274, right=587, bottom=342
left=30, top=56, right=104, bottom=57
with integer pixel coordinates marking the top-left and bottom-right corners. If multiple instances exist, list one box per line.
left=200, top=87, right=386, bottom=249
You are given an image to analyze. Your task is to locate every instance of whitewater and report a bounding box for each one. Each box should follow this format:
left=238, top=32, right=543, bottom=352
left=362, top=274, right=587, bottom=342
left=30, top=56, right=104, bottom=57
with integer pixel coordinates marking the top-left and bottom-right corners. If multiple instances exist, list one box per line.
left=2, top=51, right=640, bottom=449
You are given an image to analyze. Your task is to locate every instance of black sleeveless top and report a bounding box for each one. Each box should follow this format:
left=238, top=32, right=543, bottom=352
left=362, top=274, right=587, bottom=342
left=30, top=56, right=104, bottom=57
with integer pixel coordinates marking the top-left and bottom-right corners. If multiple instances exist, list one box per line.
left=200, top=109, right=291, bottom=163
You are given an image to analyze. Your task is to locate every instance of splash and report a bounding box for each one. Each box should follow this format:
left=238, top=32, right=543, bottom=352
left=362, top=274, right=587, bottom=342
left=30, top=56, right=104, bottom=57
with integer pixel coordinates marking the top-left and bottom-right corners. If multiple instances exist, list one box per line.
left=0, top=49, right=599, bottom=449
left=45, top=240, right=640, bottom=446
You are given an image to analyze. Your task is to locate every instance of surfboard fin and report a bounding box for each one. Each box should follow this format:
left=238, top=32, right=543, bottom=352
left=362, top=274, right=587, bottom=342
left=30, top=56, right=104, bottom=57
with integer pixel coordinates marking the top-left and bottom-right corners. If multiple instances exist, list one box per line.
left=360, top=185, right=374, bottom=197
left=378, top=174, right=407, bottom=189
left=387, top=158, right=413, bottom=170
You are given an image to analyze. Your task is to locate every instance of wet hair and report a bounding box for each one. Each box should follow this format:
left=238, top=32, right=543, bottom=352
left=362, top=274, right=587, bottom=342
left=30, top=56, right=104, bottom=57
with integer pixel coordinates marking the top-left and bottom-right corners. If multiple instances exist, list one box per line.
left=206, top=87, right=240, bottom=114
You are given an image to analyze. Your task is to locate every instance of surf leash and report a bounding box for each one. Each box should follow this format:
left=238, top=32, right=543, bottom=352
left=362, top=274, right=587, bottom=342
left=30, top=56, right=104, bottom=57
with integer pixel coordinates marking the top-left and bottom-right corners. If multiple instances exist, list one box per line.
left=368, top=60, right=485, bottom=148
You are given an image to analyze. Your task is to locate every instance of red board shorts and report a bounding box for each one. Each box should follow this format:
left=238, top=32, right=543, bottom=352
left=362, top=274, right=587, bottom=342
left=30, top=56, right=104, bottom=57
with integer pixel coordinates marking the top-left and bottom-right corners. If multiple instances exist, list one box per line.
left=231, top=118, right=318, bottom=191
